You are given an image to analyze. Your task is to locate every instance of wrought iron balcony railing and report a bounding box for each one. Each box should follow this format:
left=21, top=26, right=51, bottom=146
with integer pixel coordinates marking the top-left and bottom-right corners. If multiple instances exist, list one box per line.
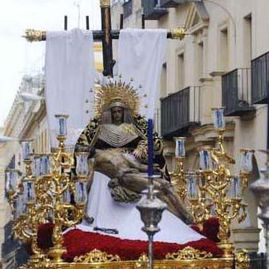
left=161, top=86, right=200, bottom=138
left=159, top=0, right=186, bottom=8
left=251, top=51, right=269, bottom=104
left=123, top=0, right=132, bottom=19
left=222, top=68, right=255, bottom=116
left=142, top=0, right=168, bottom=20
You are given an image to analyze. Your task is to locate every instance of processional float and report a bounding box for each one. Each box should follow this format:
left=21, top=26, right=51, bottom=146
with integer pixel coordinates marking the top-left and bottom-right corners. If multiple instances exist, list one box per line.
left=6, top=0, right=255, bottom=268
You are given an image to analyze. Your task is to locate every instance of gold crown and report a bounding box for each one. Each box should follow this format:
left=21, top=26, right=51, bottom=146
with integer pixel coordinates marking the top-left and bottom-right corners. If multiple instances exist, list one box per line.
left=95, top=80, right=140, bottom=118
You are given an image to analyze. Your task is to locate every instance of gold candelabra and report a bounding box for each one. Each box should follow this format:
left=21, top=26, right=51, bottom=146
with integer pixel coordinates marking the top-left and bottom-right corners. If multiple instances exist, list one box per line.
left=171, top=108, right=254, bottom=258
left=7, top=155, right=50, bottom=268
left=6, top=115, right=88, bottom=268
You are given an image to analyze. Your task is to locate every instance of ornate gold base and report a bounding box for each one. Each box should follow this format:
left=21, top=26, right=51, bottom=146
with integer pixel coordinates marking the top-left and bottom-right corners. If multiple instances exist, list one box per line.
left=41, top=258, right=240, bottom=269
left=218, top=242, right=235, bottom=258
left=48, top=246, right=66, bottom=263
left=20, top=248, right=249, bottom=269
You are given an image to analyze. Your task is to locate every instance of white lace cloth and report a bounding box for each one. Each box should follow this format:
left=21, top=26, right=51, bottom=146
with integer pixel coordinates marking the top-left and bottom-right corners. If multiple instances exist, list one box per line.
left=73, top=172, right=204, bottom=244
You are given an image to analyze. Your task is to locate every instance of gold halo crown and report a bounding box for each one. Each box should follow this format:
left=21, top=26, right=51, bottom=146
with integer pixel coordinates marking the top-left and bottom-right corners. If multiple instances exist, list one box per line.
left=95, top=80, right=140, bottom=118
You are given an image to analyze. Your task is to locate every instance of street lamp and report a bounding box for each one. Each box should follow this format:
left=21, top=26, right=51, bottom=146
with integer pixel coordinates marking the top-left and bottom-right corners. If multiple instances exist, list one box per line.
left=250, top=151, right=269, bottom=269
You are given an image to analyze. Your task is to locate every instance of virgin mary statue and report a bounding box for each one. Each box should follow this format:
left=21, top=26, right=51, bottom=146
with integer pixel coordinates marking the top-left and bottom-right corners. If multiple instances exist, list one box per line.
left=74, top=81, right=204, bottom=244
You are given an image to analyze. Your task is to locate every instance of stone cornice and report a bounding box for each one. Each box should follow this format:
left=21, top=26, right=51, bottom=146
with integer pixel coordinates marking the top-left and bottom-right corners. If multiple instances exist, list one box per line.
left=163, top=121, right=235, bottom=156
left=191, top=121, right=235, bottom=143
left=20, top=101, right=46, bottom=139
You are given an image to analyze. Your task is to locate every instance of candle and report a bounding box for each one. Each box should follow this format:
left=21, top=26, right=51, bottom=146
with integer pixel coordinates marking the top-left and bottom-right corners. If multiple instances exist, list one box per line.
left=147, top=119, right=154, bottom=177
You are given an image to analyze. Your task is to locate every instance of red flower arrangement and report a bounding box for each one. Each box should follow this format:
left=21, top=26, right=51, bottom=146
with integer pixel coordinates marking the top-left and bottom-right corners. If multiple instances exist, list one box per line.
left=190, top=217, right=220, bottom=243
left=36, top=223, right=223, bottom=262
left=62, top=229, right=223, bottom=262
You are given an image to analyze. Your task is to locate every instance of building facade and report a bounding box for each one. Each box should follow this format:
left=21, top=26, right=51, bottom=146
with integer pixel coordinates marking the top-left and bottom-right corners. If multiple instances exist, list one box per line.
left=111, top=0, right=269, bottom=252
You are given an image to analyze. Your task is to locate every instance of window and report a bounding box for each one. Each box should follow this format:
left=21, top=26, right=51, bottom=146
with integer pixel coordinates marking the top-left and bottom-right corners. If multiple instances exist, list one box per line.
left=243, top=14, right=252, bottom=67
left=219, top=27, right=229, bottom=71
left=197, top=42, right=204, bottom=81
left=177, top=53, right=185, bottom=89
left=123, top=0, right=132, bottom=18
left=160, top=63, right=167, bottom=98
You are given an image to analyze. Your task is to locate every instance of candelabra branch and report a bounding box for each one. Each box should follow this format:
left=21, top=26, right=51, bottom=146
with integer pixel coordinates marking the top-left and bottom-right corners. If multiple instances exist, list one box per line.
left=180, top=122, right=252, bottom=258
left=171, top=157, right=187, bottom=200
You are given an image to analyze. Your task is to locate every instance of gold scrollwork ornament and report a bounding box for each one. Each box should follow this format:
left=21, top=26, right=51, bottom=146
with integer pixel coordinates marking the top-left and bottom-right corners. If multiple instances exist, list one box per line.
left=74, top=249, right=121, bottom=263
left=165, top=246, right=213, bottom=260
left=235, top=249, right=250, bottom=269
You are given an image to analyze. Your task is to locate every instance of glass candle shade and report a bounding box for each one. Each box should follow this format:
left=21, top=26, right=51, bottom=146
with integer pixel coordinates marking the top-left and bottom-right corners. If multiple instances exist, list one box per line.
left=55, top=114, right=68, bottom=136
left=210, top=203, right=217, bottom=216
left=62, top=189, right=71, bottom=204
left=212, top=108, right=225, bottom=129
left=187, top=172, right=198, bottom=199
left=76, top=152, right=89, bottom=177
left=21, top=140, right=32, bottom=161
left=16, top=194, right=27, bottom=218
left=199, top=149, right=213, bottom=170
left=174, top=137, right=186, bottom=158
left=240, top=149, right=254, bottom=173
left=74, top=181, right=87, bottom=204
left=40, top=155, right=50, bottom=175
left=5, top=169, right=18, bottom=192
left=34, top=156, right=41, bottom=177
left=47, top=209, right=54, bottom=222
left=23, top=181, right=35, bottom=202
left=229, top=177, right=241, bottom=198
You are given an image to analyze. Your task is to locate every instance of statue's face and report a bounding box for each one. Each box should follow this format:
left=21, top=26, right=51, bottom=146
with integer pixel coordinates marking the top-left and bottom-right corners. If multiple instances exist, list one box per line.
left=111, top=106, right=124, bottom=125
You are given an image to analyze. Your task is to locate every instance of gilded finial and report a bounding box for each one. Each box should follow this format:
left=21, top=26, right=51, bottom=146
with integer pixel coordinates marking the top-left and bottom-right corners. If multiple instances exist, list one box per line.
left=171, top=27, right=186, bottom=40
left=100, top=0, right=110, bottom=8
left=23, top=29, right=46, bottom=42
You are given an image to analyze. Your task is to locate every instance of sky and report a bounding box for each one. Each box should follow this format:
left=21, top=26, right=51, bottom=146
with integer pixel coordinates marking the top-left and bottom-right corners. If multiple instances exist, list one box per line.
left=0, top=0, right=101, bottom=127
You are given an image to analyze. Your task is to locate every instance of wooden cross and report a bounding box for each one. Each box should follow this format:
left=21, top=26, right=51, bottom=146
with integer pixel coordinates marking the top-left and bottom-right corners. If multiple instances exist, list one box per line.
left=24, top=0, right=186, bottom=77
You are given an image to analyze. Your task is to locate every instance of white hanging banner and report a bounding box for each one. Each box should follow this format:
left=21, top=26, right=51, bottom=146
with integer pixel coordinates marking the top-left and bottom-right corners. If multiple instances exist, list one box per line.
left=45, top=28, right=95, bottom=150
left=117, top=29, right=167, bottom=119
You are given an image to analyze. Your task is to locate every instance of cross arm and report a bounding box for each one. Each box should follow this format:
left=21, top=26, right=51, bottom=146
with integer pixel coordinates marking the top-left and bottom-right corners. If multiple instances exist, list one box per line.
left=23, top=27, right=186, bottom=42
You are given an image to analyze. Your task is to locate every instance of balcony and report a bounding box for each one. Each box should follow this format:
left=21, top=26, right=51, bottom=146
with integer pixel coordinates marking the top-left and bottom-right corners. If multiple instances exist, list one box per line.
left=222, top=68, right=255, bottom=116
left=161, top=86, right=201, bottom=138
left=160, top=0, right=186, bottom=8
left=142, top=0, right=168, bottom=20
left=251, top=52, right=269, bottom=104
left=123, top=0, right=132, bottom=19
